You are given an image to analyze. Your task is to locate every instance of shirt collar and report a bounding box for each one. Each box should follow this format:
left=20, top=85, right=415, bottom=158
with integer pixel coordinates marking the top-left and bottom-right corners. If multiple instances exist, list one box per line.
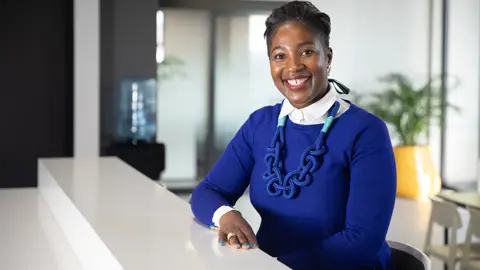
left=278, top=84, right=338, bottom=121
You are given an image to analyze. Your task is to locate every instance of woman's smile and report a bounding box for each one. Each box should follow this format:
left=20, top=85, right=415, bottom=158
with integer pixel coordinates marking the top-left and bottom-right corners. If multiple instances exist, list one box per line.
left=284, top=75, right=312, bottom=91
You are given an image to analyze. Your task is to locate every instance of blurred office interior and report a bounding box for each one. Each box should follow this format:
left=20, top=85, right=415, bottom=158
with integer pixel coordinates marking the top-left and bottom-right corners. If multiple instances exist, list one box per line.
left=1, top=0, right=480, bottom=269
left=152, top=0, right=480, bottom=194
left=2, top=0, right=477, bottom=191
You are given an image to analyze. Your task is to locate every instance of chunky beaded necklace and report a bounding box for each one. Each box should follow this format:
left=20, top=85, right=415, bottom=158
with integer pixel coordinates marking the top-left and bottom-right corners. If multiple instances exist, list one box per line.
left=262, top=79, right=350, bottom=199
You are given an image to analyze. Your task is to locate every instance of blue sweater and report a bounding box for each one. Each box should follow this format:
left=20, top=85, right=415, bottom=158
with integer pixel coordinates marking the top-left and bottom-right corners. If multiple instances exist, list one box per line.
left=191, top=102, right=396, bottom=270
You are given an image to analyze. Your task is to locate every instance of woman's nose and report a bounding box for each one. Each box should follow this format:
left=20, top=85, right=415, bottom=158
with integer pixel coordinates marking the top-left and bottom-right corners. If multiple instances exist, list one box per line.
left=286, top=57, right=305, bottom=72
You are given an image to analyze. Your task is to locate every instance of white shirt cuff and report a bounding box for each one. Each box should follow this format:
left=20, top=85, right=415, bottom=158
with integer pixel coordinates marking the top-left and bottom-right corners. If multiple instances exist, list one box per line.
left=212, top=205, right=235, bottom=227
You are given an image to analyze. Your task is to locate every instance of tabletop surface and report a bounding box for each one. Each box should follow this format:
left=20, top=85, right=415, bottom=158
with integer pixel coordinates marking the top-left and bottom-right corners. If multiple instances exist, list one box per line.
left=0, top=189, right=83, bottom=270
left=437, top=191, right=480, bottom=209
left=39, top=157, right=288, bottom=270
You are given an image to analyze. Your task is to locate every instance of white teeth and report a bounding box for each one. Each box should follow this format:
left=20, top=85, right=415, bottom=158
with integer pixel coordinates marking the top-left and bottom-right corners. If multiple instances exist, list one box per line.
left=287, top=78, right=308, bottom=86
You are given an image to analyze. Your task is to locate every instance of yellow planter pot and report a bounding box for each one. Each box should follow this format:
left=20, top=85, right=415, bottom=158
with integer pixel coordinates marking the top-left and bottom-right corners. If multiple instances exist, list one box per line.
left=394, top=146, right=442, bottom=200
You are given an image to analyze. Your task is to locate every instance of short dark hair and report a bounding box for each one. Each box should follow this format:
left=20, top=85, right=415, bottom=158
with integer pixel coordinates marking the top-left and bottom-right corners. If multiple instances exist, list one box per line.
left=264, top=1, right=331, bottom=55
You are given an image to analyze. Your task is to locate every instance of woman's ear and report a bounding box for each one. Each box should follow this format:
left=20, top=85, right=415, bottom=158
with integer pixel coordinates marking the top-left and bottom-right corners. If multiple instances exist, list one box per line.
left=326, top=47, right=333, bottom=66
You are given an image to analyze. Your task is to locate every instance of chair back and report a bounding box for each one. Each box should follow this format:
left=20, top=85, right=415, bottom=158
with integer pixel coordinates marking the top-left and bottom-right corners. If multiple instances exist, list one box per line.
left=429, top=197, right=462, bottom=229
left=423, top=196, right=464, bottom=269
left=388, top=240, right=431, bottom=270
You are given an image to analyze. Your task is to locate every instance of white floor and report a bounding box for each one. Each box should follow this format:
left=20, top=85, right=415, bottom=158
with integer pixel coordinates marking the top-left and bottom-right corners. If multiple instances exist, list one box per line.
left=179, top=193, right=461, bottom=270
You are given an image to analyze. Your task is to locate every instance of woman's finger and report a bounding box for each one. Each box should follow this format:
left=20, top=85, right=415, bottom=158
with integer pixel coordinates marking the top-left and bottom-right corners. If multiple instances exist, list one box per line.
left=232, top=227, right=250, bottom=249
left=239, top=223, right=257, bottom=248
left=217, top=231, right=227, bottom=246
left=227, top=233, right=241, bottom=249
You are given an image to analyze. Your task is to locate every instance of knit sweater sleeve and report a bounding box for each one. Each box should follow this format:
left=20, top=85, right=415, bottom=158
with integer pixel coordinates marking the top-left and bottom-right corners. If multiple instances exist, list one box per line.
left=190, top=111, right=260, bottom=227
left=280, top=116, right=397, bottom=269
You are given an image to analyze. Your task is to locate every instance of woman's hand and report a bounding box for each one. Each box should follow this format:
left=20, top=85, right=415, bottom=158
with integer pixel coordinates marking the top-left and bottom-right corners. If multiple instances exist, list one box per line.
left=217, top=210, right=258, bottom=249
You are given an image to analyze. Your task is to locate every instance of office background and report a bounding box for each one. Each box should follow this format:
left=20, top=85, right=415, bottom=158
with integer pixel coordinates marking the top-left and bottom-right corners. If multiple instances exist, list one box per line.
left=1, top=0, right=479, bottom=192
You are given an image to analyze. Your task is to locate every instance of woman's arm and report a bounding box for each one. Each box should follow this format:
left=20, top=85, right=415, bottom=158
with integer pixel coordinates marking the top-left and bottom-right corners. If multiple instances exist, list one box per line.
left=190, top=112, right=260, bottom=227
left=280, top=116, right=397, bottom=269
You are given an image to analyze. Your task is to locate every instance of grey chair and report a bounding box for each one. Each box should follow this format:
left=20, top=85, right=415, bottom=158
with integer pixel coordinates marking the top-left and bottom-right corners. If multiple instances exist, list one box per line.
left=388, top=240, right=431, bottom=270
left=424, top=197, right=464, bottom=270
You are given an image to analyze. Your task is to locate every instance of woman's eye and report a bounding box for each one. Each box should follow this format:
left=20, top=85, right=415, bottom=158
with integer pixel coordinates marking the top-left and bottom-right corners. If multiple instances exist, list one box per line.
left=301, top=50, right=314, bottom=56
left=274, top=53, right=286, bottom=60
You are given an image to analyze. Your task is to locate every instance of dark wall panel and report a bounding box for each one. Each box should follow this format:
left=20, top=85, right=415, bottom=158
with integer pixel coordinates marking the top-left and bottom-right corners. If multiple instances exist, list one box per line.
left=100, top=0, right=115, bottom=147
left=0, top=0, right=74, bottom=187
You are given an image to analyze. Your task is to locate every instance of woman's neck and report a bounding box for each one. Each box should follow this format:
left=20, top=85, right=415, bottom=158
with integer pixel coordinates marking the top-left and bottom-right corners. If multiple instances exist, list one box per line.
left=292, top=83, right=330, bottom=109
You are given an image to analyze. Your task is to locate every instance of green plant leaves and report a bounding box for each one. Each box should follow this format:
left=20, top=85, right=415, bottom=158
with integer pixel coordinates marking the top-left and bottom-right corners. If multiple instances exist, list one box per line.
left=354, top=73, right=460, bottom=146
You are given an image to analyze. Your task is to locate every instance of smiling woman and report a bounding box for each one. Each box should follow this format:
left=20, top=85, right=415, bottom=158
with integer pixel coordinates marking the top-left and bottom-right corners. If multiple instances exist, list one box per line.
left=190, top=1, right=397, bottom=269
left=266, top=3, right=332, bottom=108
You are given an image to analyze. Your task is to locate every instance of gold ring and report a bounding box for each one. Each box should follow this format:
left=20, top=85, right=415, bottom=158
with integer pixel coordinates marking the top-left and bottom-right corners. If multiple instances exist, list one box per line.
left=227, top=233, right=236, bottom=240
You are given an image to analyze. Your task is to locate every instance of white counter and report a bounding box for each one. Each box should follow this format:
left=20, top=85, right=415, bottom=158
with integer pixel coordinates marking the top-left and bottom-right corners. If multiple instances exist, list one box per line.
left=38, top=157, right=288, bottom=270
left=0, top=189, right=83, bottom=270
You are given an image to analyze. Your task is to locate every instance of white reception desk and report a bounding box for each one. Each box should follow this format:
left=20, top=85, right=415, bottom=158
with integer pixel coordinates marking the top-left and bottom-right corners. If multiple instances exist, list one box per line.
left=38, top=157, right=288, bottom=270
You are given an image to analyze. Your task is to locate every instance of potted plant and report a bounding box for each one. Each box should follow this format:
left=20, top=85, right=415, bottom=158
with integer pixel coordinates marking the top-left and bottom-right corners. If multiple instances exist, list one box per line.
left=353, top=73, right=459, bottom=199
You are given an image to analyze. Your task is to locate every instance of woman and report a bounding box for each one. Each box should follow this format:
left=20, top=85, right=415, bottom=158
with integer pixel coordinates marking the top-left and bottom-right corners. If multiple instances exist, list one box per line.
left=191, top=1, right=396, bottom=269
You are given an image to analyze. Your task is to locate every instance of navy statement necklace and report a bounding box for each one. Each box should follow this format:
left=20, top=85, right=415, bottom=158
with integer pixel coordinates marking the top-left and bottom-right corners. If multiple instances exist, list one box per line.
left=262, top=79, right=350, bottom=199
left=262, top=101, right=340, bottom=199
left=262, top=101, right=341, bottom=199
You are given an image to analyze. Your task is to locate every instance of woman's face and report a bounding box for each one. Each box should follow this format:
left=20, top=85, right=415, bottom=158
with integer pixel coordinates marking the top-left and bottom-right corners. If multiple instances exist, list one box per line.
left=269, top=21, right=332, bottom=109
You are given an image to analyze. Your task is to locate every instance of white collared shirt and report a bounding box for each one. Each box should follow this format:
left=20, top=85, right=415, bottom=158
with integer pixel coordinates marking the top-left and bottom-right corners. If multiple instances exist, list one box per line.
left=278, top=84, right=350, bottom=125
left=211, top=86, right=351, bottom=227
